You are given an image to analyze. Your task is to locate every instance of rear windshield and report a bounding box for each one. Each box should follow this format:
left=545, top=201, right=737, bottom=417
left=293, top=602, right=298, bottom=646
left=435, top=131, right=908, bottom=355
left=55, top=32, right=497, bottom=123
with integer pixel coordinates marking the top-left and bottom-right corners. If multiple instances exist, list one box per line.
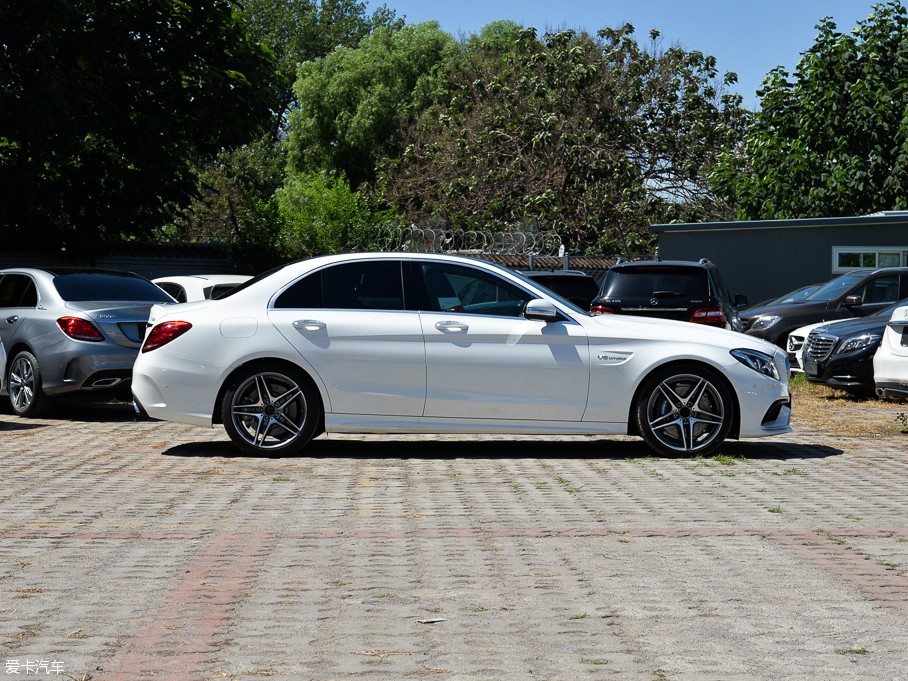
left=53, top=273, right=174, bottom=302
left=599, top=266, right=708, bottom=299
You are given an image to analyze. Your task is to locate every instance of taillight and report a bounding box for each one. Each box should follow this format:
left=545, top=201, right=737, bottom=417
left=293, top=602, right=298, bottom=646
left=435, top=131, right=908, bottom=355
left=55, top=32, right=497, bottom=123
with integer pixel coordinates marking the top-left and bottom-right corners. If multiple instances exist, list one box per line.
left=57, top=317, right=104, bottom=342
left=142, top=321, right=192, bottom=353
left=590, top=305, right=616, bottom=316
left=689, top=307, right=727, bottom=325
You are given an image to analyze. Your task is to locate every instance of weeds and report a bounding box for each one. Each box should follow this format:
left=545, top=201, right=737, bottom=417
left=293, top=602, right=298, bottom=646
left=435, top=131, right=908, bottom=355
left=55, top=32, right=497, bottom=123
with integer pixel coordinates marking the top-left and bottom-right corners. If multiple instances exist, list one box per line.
left=768, top=506, right=782, bottom=513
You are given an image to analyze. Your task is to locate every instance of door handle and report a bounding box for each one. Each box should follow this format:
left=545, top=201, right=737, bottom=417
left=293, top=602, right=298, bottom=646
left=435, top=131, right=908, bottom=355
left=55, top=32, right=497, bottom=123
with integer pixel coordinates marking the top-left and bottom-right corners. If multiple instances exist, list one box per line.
left=435, top=321, right=469, bottom=331
left=6, top=315, right=17, bottom=323
left=293, top=320, right=326, bottom=331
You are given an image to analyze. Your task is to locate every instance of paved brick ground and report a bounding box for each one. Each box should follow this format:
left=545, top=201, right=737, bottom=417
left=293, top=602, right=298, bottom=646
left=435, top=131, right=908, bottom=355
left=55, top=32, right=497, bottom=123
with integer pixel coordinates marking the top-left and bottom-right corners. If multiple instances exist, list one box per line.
left=2, top=399, right=908, bottom=680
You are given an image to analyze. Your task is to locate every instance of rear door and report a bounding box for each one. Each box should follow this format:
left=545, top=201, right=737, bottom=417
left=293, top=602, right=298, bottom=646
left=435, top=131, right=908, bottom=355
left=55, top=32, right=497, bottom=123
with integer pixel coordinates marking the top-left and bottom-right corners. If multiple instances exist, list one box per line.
left=268, top=259, right=426, bottom=417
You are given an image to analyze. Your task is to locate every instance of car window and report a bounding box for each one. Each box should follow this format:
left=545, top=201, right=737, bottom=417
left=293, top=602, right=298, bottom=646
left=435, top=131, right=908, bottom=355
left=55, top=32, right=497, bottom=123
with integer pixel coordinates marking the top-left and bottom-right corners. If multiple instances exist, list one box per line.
left=206, top=284, right=241, bottom=300
left=53, top=273, right=174, bottom=302
left=852, top=275, right=899, bottom=304
left=323, top=261, right=404, bottom=310
left=600, top=266, right=708, bottom=299
left=708, top=268, right=731, bottom=302
left=419, top=263, right=533, bottom=317
left=274, top=271, right=324, bottom=309
left=804, top=272, right=866, bottom=302
left=157, top=282, right=187, bottom=303
left=0, top=274, right=37, bottom=308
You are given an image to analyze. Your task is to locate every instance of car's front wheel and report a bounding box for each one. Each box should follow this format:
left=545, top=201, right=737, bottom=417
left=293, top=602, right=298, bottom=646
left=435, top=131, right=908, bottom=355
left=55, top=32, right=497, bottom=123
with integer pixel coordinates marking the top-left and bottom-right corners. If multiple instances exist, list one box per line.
left=8, top=350, right=56, bottom=418
left=221, top=363, right=321, bottom=457
left=635, top=364, right=733, bottom=457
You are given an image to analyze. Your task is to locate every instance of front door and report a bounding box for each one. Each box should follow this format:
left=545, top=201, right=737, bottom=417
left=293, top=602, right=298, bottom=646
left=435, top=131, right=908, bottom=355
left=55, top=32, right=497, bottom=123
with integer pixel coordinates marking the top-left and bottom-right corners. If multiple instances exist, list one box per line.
left=415, top=262, right=590, bottom=421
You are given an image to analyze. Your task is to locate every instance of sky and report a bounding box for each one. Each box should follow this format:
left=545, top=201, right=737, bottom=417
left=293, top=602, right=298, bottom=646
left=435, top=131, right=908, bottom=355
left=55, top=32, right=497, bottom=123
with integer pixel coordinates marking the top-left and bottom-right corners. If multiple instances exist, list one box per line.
left=379, top=0, right=882, bottom=109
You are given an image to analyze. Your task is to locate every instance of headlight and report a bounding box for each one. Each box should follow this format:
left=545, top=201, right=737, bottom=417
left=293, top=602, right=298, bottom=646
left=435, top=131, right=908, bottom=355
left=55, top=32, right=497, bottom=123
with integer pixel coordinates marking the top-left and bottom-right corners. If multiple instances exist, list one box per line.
left=749, top=315, right=781, bottom=331
left=731, top=348, right=781, bottom=381
left=833, top=333, right=881, bottom=355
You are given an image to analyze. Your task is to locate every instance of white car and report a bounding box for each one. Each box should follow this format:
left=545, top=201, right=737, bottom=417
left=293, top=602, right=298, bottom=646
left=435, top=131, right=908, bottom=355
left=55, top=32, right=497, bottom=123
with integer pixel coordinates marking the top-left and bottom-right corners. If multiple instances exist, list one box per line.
left=787, top=319, right=853, bottom=373
left=0, top=330, right=6, bottom=394
left=133, top=253, right=792, bottom=457
left=873, top=304, right=908, bottom=399
left=152, top=274, right=251, bottom=303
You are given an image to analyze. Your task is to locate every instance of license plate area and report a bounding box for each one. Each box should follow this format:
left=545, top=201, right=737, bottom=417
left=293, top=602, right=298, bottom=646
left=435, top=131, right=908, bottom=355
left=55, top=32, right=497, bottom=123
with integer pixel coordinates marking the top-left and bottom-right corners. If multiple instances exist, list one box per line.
left=804, top=358, right=818, bottom=376
left=901, top=328, right=908, bottom=347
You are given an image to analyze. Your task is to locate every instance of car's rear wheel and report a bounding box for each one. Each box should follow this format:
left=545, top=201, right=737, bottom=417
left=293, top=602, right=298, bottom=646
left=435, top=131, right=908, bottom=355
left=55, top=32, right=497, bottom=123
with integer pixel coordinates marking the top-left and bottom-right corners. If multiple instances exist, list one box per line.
left=221, top=363, right=321, bottom=457
left=8, top=350, right=56, bottom=418
left=635, top=364, right=732, bottom=457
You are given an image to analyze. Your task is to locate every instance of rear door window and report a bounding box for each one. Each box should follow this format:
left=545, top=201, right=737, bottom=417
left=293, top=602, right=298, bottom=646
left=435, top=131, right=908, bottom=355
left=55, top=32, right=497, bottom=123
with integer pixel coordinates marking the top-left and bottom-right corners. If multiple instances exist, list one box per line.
left=0, top=274, right=37, bottom=308
left=275, top=261, right=405, bottom=311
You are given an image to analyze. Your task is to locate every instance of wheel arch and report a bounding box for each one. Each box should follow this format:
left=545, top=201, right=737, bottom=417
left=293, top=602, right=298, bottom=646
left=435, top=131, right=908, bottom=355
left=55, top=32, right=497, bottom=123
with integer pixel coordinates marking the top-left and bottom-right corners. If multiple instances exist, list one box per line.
left=211, top=357, right=326, bottom=437
left=625, top=358, right=741, bottom=440
left=2, top=342, right=36, bottom=394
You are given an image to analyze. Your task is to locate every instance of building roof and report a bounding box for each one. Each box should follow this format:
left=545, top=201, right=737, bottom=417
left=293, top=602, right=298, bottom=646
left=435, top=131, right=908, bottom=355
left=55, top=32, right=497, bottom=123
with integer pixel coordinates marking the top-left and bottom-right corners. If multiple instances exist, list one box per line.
left=650, top=212, right=908, bottom=234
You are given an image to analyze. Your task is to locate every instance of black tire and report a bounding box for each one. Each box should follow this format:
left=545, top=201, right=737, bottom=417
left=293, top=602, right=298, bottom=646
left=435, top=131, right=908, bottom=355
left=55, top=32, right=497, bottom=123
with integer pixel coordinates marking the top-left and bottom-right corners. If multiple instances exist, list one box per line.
left=635, top=363, right=733, bottom=457
left=8, top=350, right=56, bottom=418
left=221, top=362, right=321, bottom=457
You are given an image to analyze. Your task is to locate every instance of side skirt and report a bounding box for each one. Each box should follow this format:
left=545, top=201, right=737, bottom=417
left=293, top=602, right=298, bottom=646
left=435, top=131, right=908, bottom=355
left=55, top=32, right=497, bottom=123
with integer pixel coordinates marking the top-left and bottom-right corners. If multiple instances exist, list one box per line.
left=325, top=414, right=627, bottom=436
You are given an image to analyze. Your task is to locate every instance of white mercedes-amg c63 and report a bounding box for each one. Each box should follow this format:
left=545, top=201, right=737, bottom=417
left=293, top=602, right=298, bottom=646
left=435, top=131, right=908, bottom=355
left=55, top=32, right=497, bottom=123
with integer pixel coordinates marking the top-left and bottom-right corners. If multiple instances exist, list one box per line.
left=132, top=253, right=791, bottom=457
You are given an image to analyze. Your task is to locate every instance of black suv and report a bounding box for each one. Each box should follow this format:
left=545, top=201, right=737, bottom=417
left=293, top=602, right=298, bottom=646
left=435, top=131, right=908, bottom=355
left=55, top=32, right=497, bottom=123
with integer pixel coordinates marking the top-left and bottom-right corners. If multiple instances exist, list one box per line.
left=522, top=270, right=601, bottom=309
left=740, top=267, right=908, bottom=347
left=590, top=259, right=747, bottom=331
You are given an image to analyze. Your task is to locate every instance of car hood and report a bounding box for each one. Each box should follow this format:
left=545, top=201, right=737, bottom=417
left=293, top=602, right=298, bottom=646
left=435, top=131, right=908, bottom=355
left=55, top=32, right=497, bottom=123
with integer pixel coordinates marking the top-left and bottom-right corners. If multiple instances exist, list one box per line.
left=585, top=312, right=779, bottom=356
left=739, top=300, right=816, bottom=319
left=811, top=314, right=888, bottom=338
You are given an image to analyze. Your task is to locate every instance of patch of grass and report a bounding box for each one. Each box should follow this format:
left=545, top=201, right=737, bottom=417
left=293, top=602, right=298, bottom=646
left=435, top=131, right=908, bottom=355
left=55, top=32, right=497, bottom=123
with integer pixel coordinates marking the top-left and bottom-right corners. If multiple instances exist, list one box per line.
left=422, top=607, right=443, bottom=613
left=646, top=469, right=665, bottom=479
left=877, top=560, right=900, bottom=568
left=568, top=613, right=589, bottom=620
left=782, top=468, right=806, bottom=475
left=272, top=477, right=293, bottom=482
left=711, top=454, right=741, bottom=466
left=757, top=487, right=767, bottom=492
left=580, top=658, right=608, bottom=665
left=844, top=514, right=862, bottom=520
left=816, top=530, right=848, bottom=545
left=593, top=466, right=609, bottom=474
left=835, top=647, right=868, bottom=655
left=566, top=487, right=584, bottom=493
left=768, top=506, right=783, bottom=513
left=509, top=483, right=522, bottom=490
left=719, top=470, right=737, bottom=477
left=472, top=605, right=488, bottom=612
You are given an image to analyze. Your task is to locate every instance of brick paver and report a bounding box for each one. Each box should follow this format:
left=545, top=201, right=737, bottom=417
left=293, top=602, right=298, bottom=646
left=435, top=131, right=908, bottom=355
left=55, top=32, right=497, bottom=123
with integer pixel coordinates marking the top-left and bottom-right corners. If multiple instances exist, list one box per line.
left=2, top=400, right=908, bottom=680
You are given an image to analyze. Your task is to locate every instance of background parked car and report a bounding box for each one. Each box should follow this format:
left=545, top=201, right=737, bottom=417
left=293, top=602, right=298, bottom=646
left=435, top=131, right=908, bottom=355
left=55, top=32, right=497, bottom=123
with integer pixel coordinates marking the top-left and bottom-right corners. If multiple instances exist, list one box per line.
left=741, top=267, right=908, bottom=347
left=800, top=299, right=908, bottom=395
left=873, top=304, right=908, bottom=399
left=0, top=268, right=175, bottom=417
left=152, top=274, right=251, bottom=303
left=520, top=270, right=600, bottom=309
left=787, top=319, right=849, bottom=373
left=589, top=259, right=747, bottom=331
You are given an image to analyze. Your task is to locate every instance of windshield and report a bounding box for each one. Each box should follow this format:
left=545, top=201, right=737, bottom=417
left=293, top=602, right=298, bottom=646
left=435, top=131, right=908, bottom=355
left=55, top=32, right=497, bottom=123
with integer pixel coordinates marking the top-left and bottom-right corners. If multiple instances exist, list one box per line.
left=803, top=272, right=866, bottom=302
left=775, top=285, right=819, bottom=304
left=53, top=273, right=174, bottom=303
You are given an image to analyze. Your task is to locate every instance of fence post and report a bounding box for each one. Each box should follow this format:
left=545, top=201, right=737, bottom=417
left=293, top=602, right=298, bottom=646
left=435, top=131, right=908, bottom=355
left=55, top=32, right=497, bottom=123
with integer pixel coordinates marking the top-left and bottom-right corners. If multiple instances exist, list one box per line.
left=528, top=254, right=534, bottom=271
left=563, top=253, right=569, bottom=271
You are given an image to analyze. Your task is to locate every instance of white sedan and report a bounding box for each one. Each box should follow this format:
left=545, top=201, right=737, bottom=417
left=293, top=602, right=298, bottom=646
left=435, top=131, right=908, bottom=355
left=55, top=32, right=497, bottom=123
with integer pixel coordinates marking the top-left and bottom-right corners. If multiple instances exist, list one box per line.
left=133, top=253, right=792, bottom=457
left=873, top=304, right=908, bottom=399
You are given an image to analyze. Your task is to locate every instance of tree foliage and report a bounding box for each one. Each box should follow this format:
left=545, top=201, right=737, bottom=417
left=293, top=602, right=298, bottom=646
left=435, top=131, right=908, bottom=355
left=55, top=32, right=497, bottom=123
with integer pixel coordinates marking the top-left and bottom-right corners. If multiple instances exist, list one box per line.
left=239, top=0, right=403, bottom=141
left=377, top=25, right=748, bottom=254
left=0, top=0, right=279, bottom=259
left=287, top=21, right=458, bottom=189
left=712, top=1, right=908, bottom=219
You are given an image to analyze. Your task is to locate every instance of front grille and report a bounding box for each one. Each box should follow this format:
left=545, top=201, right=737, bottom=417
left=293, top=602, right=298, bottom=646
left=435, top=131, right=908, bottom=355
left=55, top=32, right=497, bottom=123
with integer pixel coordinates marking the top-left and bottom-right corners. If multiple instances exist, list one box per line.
left=804, top=332, right=836, bottom=361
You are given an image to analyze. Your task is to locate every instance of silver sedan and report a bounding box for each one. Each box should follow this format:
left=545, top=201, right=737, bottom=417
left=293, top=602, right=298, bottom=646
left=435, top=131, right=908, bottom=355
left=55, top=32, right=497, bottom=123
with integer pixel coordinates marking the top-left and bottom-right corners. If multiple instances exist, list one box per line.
left=0, top=267, right=175, bottom=417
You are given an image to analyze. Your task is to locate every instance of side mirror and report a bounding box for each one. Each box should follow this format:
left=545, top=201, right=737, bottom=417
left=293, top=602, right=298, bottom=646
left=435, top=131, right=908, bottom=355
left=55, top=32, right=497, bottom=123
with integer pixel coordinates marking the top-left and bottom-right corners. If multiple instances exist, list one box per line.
left=843, top=295, right=862, bottom=307
left=734, top=294, right=748, bottom=308
left=525, top=299, right=561, bottom=322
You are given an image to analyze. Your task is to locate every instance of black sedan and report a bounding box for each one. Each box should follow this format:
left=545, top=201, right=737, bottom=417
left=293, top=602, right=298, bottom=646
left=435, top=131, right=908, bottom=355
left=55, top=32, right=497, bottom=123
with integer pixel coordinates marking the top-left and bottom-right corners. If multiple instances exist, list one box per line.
left=802, top=299, right=908, bottom=395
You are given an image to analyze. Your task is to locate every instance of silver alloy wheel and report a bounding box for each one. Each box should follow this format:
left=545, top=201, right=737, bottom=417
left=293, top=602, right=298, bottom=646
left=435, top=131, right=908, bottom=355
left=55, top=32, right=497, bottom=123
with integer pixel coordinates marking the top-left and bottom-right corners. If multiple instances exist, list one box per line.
left=645, top=373, right=725, bottom=453
left=229, top=371, right=308, bottom=450
left=10, top=355, right=36, bottom=413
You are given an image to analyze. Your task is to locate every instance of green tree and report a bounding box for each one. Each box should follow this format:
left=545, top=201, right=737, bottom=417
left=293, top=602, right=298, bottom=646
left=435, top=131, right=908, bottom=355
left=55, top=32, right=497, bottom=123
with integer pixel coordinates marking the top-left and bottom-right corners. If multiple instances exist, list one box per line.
left=239, top=0, right=403, bottom=141
left=712, top=1, right=908, bottom=220
left=0, top=0, right=279, bottom=259
left=287, top=21, right=458, bottom=189
left=378, top=25, right=748, bottom=255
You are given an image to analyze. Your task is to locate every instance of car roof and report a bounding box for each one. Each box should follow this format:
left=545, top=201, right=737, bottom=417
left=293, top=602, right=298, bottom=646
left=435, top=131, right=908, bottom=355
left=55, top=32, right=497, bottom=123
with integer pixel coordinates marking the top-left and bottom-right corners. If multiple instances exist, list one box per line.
left=522, top=270, right=594, bottom=278
left=0, top=267, right=144, bottom=278
left=609, top=260, right=711, bottom=269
